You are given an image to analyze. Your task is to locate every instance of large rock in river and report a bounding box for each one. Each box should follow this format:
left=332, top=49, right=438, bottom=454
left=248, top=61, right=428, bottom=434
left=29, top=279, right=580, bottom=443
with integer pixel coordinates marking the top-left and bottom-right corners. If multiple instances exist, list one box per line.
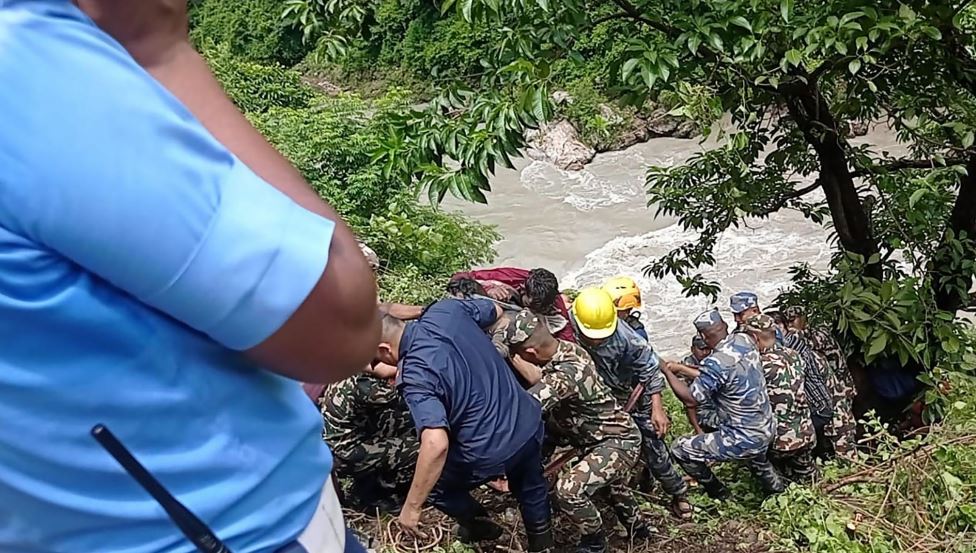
left=525, top=119, right=596, bottom=170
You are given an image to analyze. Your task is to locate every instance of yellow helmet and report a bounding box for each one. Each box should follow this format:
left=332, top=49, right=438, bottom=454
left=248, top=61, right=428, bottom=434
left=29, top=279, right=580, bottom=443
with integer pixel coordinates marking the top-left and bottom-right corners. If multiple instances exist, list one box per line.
left=603, top=275, right=642, bottom=311
left=572, top=288, right=618, bottom=340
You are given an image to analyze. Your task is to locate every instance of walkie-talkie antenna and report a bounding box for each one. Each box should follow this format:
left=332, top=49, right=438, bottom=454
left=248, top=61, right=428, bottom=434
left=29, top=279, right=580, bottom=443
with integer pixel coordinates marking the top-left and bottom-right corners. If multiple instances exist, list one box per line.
left=91, top=424, right=232, bottom=553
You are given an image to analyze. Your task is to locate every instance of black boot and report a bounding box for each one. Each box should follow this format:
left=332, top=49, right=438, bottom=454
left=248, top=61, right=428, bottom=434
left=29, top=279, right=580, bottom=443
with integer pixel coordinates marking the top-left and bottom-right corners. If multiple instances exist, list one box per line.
left=526, top=527, right=555, bottom=552
left=577, top=530, right=607, bottom=553
left=456, top=517, right=504, bottom=543
left=700, top=479, right=731, bottom=500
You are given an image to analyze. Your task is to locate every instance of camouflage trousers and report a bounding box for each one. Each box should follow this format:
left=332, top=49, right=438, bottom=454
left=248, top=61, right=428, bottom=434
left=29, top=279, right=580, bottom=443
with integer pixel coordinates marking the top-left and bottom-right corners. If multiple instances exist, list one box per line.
left=554, top=438, right=641, bottom=535
left=331, top=434, right=419, bottom=492
left=672, top=430, right=786, bottom=494
left=825, top=397, right=857, bottom=461
left=632, top=413, right=689, bottom=497
left=769, top=446, right=817, bottom=483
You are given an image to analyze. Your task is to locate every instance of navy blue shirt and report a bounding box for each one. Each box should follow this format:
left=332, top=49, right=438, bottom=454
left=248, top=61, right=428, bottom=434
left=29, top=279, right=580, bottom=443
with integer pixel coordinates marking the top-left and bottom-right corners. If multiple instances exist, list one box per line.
left=397, top=299, right=542, bottom=474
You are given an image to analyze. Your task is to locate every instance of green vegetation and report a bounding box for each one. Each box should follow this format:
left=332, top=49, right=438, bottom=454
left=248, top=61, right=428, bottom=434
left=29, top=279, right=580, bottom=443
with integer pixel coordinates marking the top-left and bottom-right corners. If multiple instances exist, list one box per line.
left=188, top=2, right=976, bottom=551
left=199, top=44, right=498, bottom=304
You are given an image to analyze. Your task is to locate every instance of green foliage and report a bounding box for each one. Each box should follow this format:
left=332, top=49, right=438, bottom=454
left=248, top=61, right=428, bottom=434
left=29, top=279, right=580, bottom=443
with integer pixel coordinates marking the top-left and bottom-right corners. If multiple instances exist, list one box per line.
left=198, top=46, right=497, bottom=303
left=204, top=43, right=314, bottom=113
left=189, top=0, right=309, bottom=66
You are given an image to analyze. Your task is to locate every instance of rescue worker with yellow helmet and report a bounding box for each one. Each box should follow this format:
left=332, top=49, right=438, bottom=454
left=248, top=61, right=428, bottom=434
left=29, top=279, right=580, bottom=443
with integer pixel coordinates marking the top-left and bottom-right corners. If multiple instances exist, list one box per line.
left=603, top=276, right=647, bottom=340
left=570, top=288, right=694, bottom=520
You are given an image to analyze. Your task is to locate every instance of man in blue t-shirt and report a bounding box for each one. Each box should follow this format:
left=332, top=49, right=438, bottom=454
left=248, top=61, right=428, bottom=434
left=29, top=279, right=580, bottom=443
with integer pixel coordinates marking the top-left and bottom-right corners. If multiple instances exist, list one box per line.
left=0, top=1, right=379, bottom=552
left=375, top=299, right=553, bottom=552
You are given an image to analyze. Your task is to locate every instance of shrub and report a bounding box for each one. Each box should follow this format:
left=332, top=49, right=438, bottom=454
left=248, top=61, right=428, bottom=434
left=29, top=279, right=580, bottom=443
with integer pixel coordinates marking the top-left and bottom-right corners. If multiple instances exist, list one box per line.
left=189, top=0, right=310, bottom=66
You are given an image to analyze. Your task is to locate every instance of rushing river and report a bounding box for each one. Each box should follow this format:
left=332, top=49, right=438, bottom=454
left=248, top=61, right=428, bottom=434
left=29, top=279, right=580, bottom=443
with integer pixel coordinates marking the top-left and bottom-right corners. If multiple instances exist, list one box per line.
left=446, top=128, right=903, bottom=358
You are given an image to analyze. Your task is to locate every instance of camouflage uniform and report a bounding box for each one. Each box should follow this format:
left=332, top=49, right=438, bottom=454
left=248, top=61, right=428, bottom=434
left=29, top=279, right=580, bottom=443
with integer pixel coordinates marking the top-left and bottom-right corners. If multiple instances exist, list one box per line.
left=529, top=339, right=644, bottom=535
left=569, top=316, right=689, bottom=499
left=670, top=329, right=785, bottom=495
left=681, top=353, right=721, bottom=431
left=321, top=374, right=418, bottom=493
left=761, top=345, right=817, bottom=482
left=808, top=327, right=858, bottom=461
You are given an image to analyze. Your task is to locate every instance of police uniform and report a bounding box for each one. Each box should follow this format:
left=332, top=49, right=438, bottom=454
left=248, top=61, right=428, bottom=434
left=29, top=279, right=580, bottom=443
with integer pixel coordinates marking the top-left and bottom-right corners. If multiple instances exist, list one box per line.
left=681, top=340, right=720, bottom=432
left=807, top=325, right=858, bottom=461
left=321, top=374, right=418, bottom=497
left=671, top=310, right=785, bottom=496
left=569, top=316, right=689, bottom=499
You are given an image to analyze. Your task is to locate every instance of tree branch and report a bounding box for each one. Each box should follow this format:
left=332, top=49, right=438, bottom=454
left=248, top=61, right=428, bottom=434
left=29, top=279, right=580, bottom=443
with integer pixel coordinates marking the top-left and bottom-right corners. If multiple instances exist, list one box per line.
left=783, top=179, right=822, bottom=200
left=850, top=157, right=965, bottom=178
left=591, top=12, right=633, bottom=26
left=607, top=0, right=677, bottom=36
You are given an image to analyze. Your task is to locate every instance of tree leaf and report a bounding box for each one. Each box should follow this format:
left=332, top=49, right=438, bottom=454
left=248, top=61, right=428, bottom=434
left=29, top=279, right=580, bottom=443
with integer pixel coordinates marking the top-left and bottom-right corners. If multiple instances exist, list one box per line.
left=848, top=59, right=861, bottom=74
left=867, top=333, right=888, bottom=357
left=909, top=188, right=928, bottom=208
left=621, top=58, right=640, bottom=82
left=730, top=16, right=753, bottom=32
left=785, top=49, right=802, bottom=67
left=781, top=0, right=793, bottom=22
left=461, top=0, right=474, bottom=21
left=964, top=131, right=975, bottom=149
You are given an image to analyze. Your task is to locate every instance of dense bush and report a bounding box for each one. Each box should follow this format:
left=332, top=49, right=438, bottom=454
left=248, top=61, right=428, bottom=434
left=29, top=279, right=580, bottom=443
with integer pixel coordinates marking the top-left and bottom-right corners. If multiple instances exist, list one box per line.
left=189, top=0, right=310, bottom=66
left=204, top=43, right=314, bottom=113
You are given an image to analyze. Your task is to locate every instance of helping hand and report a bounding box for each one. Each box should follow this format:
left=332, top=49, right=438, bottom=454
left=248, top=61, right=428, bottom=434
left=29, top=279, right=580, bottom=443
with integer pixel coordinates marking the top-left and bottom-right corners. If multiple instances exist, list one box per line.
left=398, top=505, right=425, bottom=538
left=651, top=404, right=671, bottom=438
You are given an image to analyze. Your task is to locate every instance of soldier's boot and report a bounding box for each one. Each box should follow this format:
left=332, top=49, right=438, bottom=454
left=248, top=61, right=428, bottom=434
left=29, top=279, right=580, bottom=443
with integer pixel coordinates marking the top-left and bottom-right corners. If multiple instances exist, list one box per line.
left=747, top=454, right=787, bottom=494
left=676, top=460, right=729, bottom=500
left=612, top=506, right=652, bottom=540
left=576, top=530, right=608, bottom=553
left=456, top=517, right=504, bottom=543
left=526, top=526, right=555, bottom=553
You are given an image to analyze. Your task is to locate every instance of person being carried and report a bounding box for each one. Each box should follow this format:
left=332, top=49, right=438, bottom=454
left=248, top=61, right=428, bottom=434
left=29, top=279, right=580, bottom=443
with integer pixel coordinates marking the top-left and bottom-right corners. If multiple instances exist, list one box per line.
left=785, top=306, right=858, bottom=461
left=450, top=267, right=576, bottom=343
left=320, top=361, right=418, bottom=513
left=662, top=309, right=785, bottom=499
left=570, top=288, right=693, bottom=519
left=504, top=310, right=648, bottom=553
left=375, top=300, right=553, bottom=552
left=745, top=314, right=818, bottom=482
left=603, top=276, right=648, bottom=340
left=679, top=336, right=720, bottom=434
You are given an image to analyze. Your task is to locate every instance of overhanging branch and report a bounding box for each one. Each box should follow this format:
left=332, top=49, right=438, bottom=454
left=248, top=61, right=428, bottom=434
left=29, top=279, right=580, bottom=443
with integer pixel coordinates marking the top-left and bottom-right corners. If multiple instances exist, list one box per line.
left=850, top=157, right=966, bottom=178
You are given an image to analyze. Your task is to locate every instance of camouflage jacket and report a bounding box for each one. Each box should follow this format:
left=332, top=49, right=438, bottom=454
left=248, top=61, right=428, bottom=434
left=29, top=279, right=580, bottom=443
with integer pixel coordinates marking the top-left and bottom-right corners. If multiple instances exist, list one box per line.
left=681, top=354, right=721, bottom=429
left=761, top=346, right=816, bottom=452
left=807, top=327, right=856, bottom=401
left=529, top=341, right=642, bottom=450
left=690, top=332, right=774, bottom=448
left=321, top=374, right=413, bottom=451
left=569, top=315, right=666, bottom=404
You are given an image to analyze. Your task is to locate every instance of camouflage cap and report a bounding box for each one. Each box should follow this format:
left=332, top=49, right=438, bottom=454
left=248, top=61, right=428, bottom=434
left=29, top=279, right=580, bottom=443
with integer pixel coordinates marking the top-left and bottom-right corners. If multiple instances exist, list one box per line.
left=508, top=309, right=543, bottom=346
left=729, top=291, right=759, bottom=314
left=693, top=308, right=725, bottom=331
left=358, top=241, right=380, bottom=271
left=744, top=313, right=775, bottom=332
left=691, top=335, right=708, bottom=349
left=783, top=305, right=806, bottom=320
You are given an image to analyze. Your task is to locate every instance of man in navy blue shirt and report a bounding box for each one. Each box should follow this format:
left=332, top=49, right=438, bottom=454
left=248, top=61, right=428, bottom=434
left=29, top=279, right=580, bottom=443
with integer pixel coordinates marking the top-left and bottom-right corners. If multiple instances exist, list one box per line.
left=376, top=299, right=553, bottom=552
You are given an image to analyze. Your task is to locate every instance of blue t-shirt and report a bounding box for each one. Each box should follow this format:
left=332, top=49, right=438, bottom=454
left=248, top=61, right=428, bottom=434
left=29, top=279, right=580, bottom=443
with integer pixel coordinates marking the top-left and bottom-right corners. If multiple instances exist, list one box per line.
left=397, top=299, right=542, bottom=477
left=0, top=2, right=336, bottom=552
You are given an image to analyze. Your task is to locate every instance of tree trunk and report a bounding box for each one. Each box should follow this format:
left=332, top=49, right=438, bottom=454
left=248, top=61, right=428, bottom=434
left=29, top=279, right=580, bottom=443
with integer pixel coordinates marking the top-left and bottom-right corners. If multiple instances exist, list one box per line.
left=932, top=155, right=976, bottom=312
left=786, top=90, right=881, bottom=277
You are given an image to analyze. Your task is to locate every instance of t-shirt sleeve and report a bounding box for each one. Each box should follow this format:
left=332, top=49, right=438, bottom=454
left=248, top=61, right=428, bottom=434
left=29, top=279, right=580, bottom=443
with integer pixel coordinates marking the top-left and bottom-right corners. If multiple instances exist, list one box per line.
left=398, top=361, right=450, bottom=433
left=0, top=9, right=334, bottom=351
left=456, top=298, right=499, bottom=328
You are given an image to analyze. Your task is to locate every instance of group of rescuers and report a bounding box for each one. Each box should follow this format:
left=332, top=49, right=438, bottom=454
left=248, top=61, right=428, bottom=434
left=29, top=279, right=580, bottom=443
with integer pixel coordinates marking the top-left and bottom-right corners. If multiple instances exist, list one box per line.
left=307, top=247, right=859, bottom=553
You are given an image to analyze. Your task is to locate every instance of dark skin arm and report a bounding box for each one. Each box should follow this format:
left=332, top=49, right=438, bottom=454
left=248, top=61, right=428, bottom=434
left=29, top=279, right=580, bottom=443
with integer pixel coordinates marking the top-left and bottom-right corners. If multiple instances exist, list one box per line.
left=78, top=1, right=379, bottom=384
left=661, top=364, right=698, bottom=409
left=383, top=303, right=424, bottom=321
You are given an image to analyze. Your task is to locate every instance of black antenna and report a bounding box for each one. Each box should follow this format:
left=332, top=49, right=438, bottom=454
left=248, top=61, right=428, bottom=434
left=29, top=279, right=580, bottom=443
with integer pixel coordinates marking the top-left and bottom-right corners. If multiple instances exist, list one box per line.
left=91, top=424, right=232, bottom=553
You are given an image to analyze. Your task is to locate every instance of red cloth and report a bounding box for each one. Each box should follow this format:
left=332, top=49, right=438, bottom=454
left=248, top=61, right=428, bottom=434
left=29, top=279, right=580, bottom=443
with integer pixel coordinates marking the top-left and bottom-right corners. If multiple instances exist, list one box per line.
left=302, top=383, right=326, bottom=404
left=452, top=267, right=576, bottom=343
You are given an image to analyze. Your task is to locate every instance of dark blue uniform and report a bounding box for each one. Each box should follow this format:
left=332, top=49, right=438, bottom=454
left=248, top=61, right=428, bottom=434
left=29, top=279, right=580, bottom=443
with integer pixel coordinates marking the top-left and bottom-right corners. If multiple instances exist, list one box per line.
left=397, top=299, right=550, bottom=534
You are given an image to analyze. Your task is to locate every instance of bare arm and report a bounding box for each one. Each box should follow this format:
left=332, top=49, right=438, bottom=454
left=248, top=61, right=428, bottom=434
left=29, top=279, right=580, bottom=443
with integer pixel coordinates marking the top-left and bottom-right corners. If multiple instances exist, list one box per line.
left=662, top=365, right=698, bottom=409
left=79, top=1, right=379, bottom=384
left=511, top=354, right=543, bottom=386
left=402, top=428, right=449, bottom=518
left=383, top=303, right=424, bottom=321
